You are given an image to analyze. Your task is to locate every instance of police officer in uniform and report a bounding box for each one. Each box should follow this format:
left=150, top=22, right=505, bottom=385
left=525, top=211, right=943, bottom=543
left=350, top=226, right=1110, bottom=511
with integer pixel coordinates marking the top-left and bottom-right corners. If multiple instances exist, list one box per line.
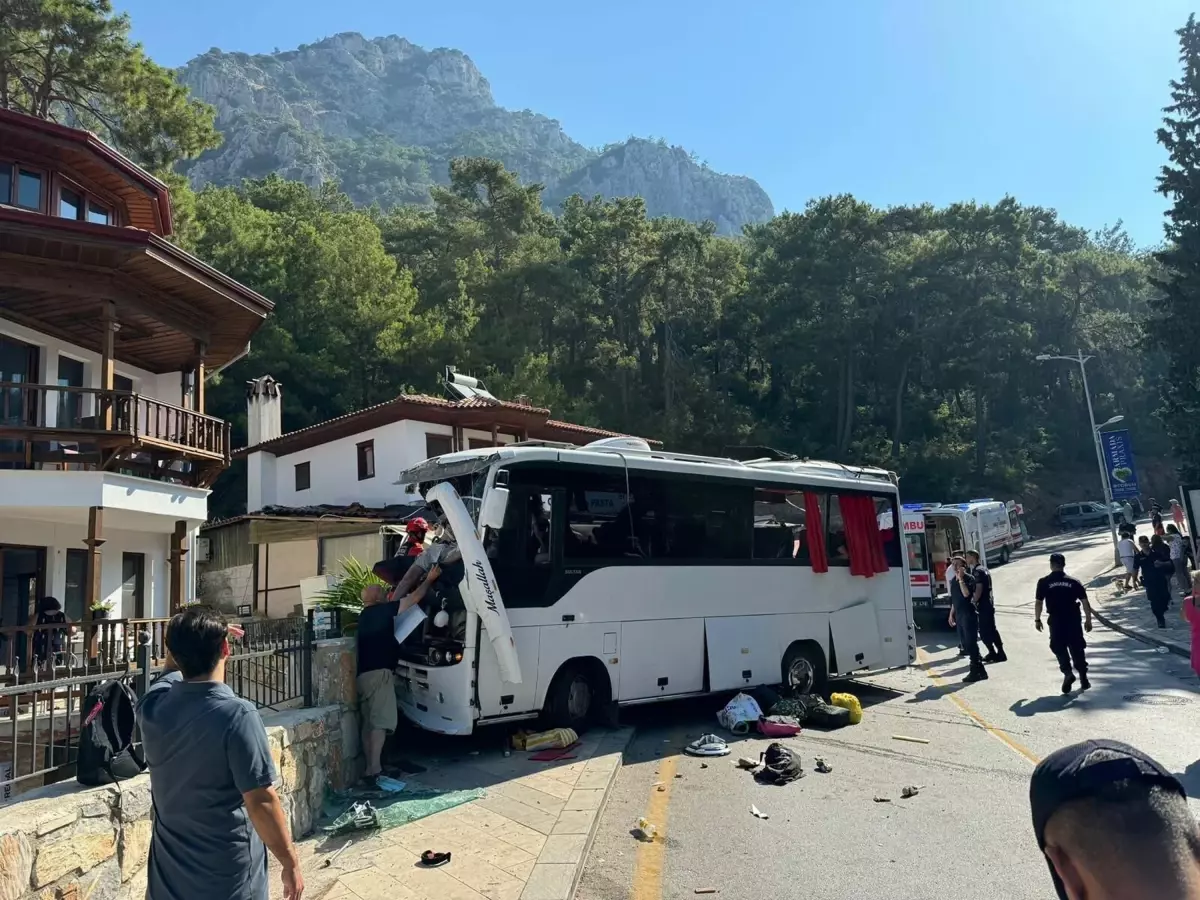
left=1034, top=552, right=1094, bottom=694
left=947, top=555, right=988, bottom=682
left=966, top=549, right=1007, bottom=663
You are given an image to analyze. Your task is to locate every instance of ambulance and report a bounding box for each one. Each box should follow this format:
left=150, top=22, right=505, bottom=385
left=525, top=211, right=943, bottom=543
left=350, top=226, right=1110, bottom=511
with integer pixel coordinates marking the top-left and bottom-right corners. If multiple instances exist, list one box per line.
left=902, top=507, right=937, bottom=617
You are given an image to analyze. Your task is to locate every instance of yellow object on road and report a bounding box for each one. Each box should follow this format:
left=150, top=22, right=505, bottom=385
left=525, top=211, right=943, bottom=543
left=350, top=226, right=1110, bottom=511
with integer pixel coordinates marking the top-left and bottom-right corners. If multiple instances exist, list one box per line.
left=829, top=692, right=863, bottom=724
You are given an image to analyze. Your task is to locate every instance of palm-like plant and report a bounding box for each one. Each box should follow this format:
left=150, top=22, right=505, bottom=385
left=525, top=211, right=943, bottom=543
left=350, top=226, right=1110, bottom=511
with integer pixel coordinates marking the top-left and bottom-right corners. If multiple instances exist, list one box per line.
left=313, top=557, right=386, bottom=633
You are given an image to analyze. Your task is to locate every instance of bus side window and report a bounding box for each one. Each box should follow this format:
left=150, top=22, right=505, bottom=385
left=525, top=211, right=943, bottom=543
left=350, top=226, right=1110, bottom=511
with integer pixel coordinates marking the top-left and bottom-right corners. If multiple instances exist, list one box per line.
left=658, top=480, right=753, bottom=561
left=826, top=495, right=849, bottom=566
left=874, top=496, right=903, bottom=568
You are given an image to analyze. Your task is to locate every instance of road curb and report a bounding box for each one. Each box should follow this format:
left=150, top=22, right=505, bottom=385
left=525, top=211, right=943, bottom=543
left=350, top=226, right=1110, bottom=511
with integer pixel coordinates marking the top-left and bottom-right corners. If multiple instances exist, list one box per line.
left=566, top=727, right=634, bottom=900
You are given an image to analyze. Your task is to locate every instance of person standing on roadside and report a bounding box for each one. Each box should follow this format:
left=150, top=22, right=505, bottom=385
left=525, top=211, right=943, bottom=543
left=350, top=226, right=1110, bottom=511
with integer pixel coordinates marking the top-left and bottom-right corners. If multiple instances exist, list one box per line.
left=1034, top=553, right=1093, bottom=694
left=137, top=606, right=304, bottom=900
left=1172, top=499, right=1187, bottom=534
left=1118, top=530, right=1138, bottom=591
left=1121, top=499, right=1135, bottom=528
left=966, top=550, right=1007, bottom=663
left=947, top=555, right=988, bottom=682
left=1168, top=524, right=1191, bottom=598
left=1152, top=500, right=1166, bottom=536
left=1138, top=535, right=1173, bottom=628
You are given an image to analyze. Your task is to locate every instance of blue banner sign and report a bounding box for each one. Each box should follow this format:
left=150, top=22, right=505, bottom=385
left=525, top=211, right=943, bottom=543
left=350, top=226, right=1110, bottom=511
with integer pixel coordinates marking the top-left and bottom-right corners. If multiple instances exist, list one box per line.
left=1101, top=429, right=1140, bottom=500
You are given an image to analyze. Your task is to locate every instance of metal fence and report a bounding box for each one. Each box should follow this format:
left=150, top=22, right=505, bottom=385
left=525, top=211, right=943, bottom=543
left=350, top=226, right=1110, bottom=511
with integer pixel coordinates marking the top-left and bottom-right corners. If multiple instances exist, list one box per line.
left=1, top=614, right=315, bottom=795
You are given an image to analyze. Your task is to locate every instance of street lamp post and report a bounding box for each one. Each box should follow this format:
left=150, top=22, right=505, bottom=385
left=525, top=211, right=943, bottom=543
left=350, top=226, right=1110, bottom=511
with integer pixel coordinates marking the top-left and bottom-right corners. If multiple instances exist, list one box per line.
left=1036, top=350, right=1123, bottom=565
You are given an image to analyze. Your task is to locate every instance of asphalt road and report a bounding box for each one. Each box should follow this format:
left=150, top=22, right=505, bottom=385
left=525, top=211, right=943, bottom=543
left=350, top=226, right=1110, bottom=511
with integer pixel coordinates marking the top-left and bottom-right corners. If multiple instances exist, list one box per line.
left=576, top=529, right=1200, bottom=900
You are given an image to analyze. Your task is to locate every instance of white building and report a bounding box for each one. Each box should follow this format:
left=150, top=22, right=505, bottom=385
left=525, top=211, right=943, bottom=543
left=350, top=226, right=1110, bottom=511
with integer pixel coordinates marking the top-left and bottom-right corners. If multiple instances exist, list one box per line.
left=0, top=108, right=272, bottom=634
left=197, top=376, right=657, bottom=616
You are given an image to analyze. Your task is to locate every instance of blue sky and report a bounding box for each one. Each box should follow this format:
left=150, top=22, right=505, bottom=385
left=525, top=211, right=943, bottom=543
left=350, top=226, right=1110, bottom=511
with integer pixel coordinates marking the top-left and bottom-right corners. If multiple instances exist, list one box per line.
left=116, top=0, right=1193, bottom=247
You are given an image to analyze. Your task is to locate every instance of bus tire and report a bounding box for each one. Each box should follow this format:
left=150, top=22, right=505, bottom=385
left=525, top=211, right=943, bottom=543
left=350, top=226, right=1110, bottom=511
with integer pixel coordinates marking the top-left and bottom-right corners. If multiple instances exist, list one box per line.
left=544, top=659, right=610, bottom=731
left=781, top=642, right=827, bottom=697
left=1000, top=547, right=1011, bottom=565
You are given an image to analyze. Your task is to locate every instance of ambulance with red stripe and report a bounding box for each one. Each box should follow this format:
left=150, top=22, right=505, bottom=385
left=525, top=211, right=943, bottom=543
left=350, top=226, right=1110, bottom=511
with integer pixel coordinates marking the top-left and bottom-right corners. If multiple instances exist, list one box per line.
left=902, top=507, right=934, bottom=615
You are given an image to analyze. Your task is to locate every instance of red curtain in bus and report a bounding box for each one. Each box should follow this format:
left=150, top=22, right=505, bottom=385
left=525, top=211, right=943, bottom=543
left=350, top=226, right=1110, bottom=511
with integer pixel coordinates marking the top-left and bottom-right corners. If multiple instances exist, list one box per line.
left=840, top=495, right=889, bottom=577
left=804, top=492, right=829, bottom=573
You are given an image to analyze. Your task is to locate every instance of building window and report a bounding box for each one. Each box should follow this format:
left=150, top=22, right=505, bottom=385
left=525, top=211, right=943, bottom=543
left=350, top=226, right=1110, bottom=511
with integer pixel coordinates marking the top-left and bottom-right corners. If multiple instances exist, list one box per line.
left=59, top=187, right=83, bottom=220
left=425, top=433, right=453, bottom=459
left=295, top=461, right=311, bottom=491
left=64, top=548, right=88, bottom=622
left=357, top=440, right=375, bottom=480
left=122, top=552, right=146, bottom=618
left=16, top=169, right=41, bottom=210
left=86, top=201, right=110, bottom=225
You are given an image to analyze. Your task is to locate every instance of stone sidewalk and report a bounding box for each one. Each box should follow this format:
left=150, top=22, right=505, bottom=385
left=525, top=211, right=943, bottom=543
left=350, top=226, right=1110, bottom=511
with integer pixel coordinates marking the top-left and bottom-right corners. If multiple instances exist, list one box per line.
left=273, top=727, right=633, bottom=900
left=1087, top=566, right=1191, bottom=659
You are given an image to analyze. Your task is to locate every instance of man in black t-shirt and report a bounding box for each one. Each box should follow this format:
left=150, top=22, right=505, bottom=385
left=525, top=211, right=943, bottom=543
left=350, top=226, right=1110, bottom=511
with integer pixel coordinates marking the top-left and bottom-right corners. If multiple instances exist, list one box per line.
left=356, top=566, right=441, bottom=780
left=947, top=556, right=988, bottom=682
left=1034, top=553, right=1094, bottom=695
left=966, top=550, right=1007, bottom=664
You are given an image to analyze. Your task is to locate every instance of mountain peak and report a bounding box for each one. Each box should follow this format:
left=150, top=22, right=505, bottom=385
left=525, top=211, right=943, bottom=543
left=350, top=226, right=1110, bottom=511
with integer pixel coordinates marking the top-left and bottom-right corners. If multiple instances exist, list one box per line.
left=178, top=33, right=773, bottom=233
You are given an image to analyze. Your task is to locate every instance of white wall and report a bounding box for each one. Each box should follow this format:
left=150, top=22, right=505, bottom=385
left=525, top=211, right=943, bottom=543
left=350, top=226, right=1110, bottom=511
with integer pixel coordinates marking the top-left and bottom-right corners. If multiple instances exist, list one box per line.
left=255, top=419, right=515, bottom=510
left=0, top=517, right=174, bottom=618
left=0, top=315, right=185, bottom=417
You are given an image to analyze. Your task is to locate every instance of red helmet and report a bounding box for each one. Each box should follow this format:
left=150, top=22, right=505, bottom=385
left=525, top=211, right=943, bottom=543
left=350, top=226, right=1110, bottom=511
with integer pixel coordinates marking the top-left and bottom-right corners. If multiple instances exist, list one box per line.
left=405, top=517, right=429, bottom=536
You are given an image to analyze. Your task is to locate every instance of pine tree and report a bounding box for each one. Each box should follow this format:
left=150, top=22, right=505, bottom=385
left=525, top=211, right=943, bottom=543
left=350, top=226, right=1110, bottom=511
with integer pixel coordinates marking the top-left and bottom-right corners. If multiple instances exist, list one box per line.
left=1151, top=13, right=1200, bottom=480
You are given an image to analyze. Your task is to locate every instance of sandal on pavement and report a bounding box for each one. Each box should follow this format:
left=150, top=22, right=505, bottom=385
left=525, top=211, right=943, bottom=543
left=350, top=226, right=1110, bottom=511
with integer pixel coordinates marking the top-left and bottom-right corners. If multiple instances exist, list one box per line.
left=420, top=850, right=451, bottom=867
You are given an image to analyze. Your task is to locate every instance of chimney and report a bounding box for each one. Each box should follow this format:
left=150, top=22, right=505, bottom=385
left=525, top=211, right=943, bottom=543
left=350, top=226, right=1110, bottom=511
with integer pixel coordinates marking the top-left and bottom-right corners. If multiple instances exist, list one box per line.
left=246, top=376, right=282, bottom=447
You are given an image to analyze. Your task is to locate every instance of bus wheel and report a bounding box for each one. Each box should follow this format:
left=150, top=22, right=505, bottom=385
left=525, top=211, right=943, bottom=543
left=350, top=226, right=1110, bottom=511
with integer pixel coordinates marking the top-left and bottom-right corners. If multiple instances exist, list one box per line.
left=545, top=661, right=608, bottom=730
left=1000, top=547, right=1011, bottom=565
left=782, top=642, right=826, bottom=697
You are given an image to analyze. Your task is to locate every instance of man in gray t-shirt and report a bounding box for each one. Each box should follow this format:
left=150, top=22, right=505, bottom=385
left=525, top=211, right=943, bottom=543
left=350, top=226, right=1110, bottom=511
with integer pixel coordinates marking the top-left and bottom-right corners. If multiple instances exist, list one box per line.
left=137, top=607, right=303, bottom=900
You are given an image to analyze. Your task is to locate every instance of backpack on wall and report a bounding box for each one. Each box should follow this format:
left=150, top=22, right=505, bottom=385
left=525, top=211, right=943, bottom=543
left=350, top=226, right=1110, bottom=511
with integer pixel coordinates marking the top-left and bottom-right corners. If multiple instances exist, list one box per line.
left=77, top=679, right=146, bottom=786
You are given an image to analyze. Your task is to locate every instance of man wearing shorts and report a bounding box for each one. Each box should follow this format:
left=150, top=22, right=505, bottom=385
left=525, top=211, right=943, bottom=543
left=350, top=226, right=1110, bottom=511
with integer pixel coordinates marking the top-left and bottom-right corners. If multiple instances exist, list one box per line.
left=356, top=566, right=441, bottom=780
left=1118, top=530, right=1138, bottom=590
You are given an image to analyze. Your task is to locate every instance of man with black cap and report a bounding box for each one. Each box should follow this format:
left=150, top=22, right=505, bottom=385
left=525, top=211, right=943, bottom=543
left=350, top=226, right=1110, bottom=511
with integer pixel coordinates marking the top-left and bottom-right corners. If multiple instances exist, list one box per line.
left=1035, top=553, right=1094, bottom=694
left=1030, top=739, right=1200, bottom=899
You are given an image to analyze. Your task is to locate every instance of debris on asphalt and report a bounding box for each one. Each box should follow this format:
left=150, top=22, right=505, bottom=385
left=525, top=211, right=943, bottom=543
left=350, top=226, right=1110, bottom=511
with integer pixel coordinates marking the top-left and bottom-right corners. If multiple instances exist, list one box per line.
left=891, top=734, right=930, bottom=745
left=634, top=818, right=658, bottom=841
left=321, top=839, right=352, bottom=868
left=653, top=781, right=665, bottom=787
left=829, top=692, right=863, bottom=724
left=376, top=776, right=407, bottom=793
left=700, top=762, right=709, bottom=769
left=901, top=785, right=922, bottom=799
left=736, top=756, right=761, bottom=770
left=675, top=773, right=683, bottom=778
left=873, top=796, right=892, bottom=803
left=750, top=804, right=769, bottom=819
left=694, top=889, right=718, bottom=895
left=657, top=786, right=666, bottom=792
left=685, top=734, right=731, bottom=757
left=815, top=758, right=833, bottom=774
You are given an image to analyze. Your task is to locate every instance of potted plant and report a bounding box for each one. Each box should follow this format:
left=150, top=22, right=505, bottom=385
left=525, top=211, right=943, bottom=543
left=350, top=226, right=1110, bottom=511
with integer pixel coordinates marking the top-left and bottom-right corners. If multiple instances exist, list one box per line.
left=90, top=600, right=114, bottom=620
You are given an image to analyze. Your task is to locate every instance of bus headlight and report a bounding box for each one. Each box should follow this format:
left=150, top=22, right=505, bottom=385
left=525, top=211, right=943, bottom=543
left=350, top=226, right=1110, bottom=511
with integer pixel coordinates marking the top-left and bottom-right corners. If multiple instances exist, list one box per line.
left=427, top=648, right=443, bottom=665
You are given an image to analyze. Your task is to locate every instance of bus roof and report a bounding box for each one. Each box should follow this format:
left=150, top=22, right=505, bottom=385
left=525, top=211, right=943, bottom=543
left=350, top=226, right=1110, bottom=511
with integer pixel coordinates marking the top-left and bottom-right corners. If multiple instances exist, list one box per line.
left=395, top=442, right=900, bottom=494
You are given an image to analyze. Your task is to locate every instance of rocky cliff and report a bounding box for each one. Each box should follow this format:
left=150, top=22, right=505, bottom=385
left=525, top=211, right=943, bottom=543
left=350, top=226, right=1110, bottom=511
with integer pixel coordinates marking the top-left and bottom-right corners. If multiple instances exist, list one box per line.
left=177, top=33, right=774, bottom=233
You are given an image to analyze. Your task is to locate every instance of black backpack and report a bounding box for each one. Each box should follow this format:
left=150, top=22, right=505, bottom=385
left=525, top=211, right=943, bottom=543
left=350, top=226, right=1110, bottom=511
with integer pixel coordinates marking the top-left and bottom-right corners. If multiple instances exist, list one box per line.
left=756, top=742, right=804, bottom=785
left=77, top=679, right=146, bottom=786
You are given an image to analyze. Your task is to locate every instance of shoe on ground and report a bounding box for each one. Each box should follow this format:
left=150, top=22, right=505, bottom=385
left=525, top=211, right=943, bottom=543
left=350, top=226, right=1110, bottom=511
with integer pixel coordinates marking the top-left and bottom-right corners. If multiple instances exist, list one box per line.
left=1080, top=674, right=1091, bottom=690
left=1062, top=674, right=1075, bottom=694
left=963, top=668, right=989, bottom=683
left=982, top=653, right=1000, bottom=664
left=957, top=650, right=967, bottom=658
left=994, top=650, right=1008, bottom=663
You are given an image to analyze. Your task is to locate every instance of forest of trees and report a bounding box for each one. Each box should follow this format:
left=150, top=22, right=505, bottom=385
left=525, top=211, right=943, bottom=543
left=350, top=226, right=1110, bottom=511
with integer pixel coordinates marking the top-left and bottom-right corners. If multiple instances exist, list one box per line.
left=4, top=1, right=1196, bottom=521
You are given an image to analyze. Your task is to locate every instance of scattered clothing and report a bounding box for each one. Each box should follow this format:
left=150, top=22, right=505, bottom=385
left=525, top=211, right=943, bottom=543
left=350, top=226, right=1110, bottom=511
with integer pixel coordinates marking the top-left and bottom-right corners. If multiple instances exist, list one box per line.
left=685, top=734, right=730, bottom=757
left=755, top=742, right=804, bottom=785
left=717, top=692, right=764, bottom=734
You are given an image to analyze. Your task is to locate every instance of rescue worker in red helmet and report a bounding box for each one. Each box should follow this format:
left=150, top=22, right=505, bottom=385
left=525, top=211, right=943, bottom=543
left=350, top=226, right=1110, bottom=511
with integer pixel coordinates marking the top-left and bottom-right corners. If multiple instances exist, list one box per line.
left=405, top=517, right=429, bottom=557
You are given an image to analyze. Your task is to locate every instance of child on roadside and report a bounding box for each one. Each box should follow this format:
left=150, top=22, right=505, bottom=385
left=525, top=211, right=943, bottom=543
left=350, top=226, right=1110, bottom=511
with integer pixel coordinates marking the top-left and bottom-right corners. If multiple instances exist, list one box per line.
left=1118, top=530, right=1138, bottom=591
left=1182, top=574, right=1200, bottom=679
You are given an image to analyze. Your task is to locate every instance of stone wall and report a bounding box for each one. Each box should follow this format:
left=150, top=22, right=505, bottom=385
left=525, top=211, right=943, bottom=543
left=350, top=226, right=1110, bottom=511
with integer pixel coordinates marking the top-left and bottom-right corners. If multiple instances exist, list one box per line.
left=0, top=703, right=360, bottom=900
left=197, top=562, right=254, bottom=614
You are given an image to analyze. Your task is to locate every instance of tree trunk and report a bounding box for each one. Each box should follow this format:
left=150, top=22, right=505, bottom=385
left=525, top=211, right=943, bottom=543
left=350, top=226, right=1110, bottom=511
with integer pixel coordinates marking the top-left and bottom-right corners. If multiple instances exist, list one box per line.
left=891, top=357, right=911, bottom=459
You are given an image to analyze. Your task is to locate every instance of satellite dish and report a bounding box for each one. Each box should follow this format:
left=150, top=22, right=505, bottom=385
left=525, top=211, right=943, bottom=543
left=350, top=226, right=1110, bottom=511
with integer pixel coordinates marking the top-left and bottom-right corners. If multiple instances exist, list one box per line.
left=444, top=365, right=499, bottom=404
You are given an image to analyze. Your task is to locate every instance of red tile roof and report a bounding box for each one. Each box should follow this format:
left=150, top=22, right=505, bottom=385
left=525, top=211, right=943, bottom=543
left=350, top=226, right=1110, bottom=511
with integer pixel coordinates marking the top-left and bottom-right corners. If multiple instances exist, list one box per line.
left=235, top=393, right=659, bottom=458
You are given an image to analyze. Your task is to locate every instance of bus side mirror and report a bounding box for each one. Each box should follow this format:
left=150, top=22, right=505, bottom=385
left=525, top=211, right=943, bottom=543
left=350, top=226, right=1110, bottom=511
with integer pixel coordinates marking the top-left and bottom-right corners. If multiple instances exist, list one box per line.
left=480, top=487, right=510, bottom=531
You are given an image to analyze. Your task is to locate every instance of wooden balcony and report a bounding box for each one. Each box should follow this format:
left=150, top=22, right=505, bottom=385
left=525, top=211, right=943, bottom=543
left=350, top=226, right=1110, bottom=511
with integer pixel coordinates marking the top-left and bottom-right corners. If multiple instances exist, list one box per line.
left=0, top=382, right=230, bottom=487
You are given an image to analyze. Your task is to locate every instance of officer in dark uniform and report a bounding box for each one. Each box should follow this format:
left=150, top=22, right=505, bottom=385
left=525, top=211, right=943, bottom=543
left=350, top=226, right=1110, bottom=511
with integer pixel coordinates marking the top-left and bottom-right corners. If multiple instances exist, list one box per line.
left=1034, top=552, right=1094, bottom=694
left=947, top=555, right=987, bottom=682
left=966, top=549, right=1007, bottom=663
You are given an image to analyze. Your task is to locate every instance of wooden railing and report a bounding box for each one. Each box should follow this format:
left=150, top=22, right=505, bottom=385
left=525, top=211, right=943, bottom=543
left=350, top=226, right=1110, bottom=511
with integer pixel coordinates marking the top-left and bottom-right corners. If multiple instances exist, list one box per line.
left=0, top=381, right=229, bottom=461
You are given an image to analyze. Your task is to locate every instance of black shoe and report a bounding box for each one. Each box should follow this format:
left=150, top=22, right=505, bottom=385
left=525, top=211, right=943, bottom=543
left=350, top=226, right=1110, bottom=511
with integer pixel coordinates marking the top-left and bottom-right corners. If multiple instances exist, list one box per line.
left=964, top=667, right=989, bottom=683
left=1079, top=674, right=1091, bottom=691
left=957, top=649, right=967, bottom=658
left=1062, top=674, right=1076, bottom=694
left=982, top=653, right=1000, bottom=664
left=1157, top=617, right=1167, bottom=628
left=994, top=650, right=1008, bottom=663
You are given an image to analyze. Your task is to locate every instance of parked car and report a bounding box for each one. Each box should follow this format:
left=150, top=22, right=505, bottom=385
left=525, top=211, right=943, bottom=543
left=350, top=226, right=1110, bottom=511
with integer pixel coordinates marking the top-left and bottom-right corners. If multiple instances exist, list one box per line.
left=1055, top=501, right=1125, bottom=530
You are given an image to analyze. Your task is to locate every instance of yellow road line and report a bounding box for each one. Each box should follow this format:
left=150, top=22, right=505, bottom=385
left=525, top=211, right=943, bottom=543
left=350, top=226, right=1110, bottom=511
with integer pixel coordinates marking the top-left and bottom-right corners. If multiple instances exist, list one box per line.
left=916, top=647, right=1041, bottom=765
left=631, top=753, right=678, bottom=900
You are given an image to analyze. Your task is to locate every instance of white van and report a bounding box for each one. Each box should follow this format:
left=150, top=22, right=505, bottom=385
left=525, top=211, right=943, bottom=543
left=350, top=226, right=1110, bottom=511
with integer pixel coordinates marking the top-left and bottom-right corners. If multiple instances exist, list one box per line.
left=923, top=499, right=1014, bottom=582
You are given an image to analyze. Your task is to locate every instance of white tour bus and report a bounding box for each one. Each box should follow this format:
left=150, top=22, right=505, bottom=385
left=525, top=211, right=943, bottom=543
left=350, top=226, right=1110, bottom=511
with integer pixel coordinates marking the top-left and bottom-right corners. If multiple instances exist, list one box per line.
left=391, top=438, right=916, bottom=735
